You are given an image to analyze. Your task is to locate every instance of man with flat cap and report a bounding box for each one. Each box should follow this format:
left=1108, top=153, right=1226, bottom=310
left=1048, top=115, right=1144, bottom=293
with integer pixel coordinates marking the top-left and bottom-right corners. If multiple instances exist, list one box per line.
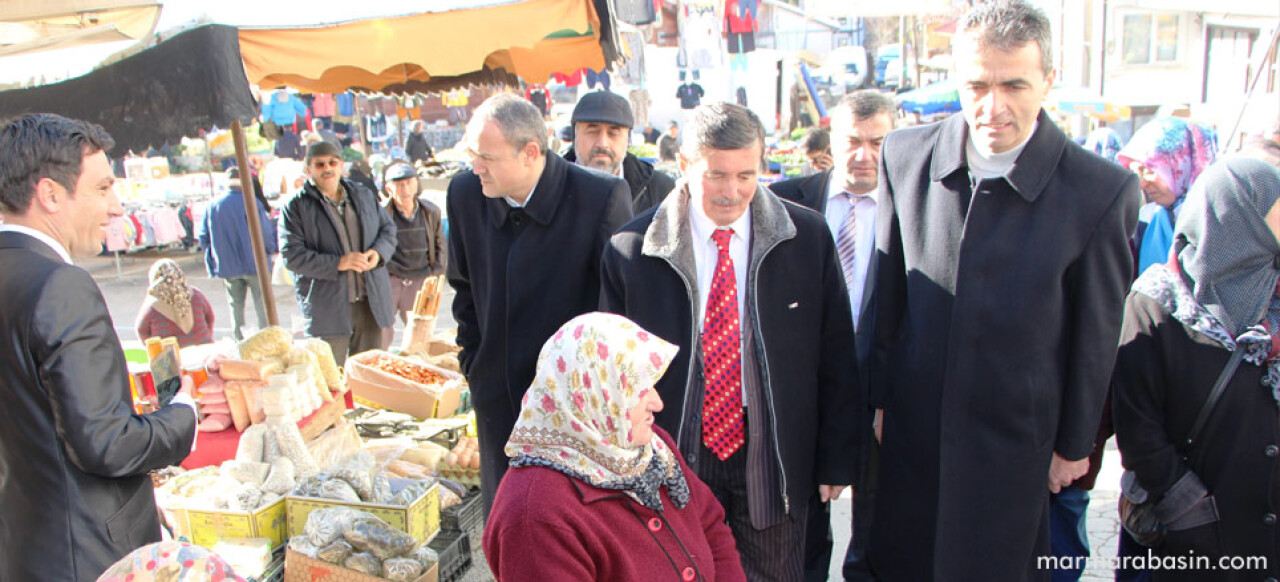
left=280, top=141, right=397, bottom=365
left=565, top=91, right=675, bottom=214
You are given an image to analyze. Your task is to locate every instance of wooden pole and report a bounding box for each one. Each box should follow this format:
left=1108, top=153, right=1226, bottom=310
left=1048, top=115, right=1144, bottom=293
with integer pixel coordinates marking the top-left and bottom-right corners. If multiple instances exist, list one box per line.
left=230, top=119, right=279, bottom=327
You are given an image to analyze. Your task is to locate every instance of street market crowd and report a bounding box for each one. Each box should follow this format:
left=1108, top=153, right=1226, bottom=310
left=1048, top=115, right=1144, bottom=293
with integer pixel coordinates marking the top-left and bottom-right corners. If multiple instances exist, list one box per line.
left=3, top=1, right=1280, bottom=581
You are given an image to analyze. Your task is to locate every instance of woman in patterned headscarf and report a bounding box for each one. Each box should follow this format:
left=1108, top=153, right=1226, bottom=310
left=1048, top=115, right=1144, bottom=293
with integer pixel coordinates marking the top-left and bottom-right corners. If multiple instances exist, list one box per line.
left=96, top=541, right=244, bottom=581
left=1112, top=158, right=1280, bottom=580
left=135, top=259, right=215, bottom=347
left=484, top=312, right=746, bottom=582
left=1117, top=117, right=1219, bottom=276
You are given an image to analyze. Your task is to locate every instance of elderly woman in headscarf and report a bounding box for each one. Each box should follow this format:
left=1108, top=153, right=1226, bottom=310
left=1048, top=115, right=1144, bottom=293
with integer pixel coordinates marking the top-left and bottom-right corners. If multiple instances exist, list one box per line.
left=135, top=259, right=216, bottom=347
left=1112, top=157, right=1280, bottom=581
left=484, top=312, right=746, bottom=582
left=1117, top=117, right=1219, bottom=275
left=97, top=541, right=244, bottom=581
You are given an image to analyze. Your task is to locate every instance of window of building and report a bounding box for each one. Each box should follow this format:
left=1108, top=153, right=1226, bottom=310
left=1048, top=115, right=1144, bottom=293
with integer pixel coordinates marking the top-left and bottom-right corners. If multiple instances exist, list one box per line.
left=1122, top=13, right=1179, bottom=65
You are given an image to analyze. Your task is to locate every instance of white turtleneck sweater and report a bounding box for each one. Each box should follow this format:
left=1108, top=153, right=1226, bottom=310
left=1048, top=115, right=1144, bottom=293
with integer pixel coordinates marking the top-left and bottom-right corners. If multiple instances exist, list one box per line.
left=966, top=121, right=1038, bottom=181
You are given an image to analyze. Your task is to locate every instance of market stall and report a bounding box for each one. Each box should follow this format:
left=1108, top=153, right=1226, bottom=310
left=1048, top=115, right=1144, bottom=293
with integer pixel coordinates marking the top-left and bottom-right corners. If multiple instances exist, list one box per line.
left=130, top=271, right=486, bottom=581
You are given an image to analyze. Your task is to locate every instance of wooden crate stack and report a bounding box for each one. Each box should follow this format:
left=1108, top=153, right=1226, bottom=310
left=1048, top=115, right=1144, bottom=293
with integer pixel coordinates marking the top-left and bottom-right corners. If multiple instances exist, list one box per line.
left=402, top=275, right=446, bottom=352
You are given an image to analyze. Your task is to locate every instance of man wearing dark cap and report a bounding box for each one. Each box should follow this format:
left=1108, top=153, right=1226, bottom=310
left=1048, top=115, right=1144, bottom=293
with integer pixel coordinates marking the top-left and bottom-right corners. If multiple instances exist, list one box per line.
left=564, top=91, right=675, bottom=214
left=279, top=141, right=397, bottom=365
left=380, top=159, right=445, bottom=349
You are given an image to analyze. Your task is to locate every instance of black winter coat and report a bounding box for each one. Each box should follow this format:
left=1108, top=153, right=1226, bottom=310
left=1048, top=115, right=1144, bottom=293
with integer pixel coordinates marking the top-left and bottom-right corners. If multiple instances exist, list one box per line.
left=1113, top=291, right=1280, bottom=582
left=563, top=149, right=676, bottom=215
left=600, top=185, right=861, bottom=518
left=870, top=111, right=1139, bottom=580
left=446, top=152, right=632, bottom=512
left=406, top=132, right=434, bottom=165
left=0, top=232, right=196, bottom=581
left=279, top=178, right=397, bottom=337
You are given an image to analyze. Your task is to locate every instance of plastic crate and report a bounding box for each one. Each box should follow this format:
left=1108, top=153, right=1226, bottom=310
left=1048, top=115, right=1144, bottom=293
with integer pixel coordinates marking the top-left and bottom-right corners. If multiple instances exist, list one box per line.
left=439, top=490, right=483, bottom=534
left=428, top=528, right=472, bottom=582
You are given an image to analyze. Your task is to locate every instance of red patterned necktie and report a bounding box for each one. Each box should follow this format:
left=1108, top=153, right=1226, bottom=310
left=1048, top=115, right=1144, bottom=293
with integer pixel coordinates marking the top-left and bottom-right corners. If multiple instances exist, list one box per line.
left=702, top=228, right=745, bottom=460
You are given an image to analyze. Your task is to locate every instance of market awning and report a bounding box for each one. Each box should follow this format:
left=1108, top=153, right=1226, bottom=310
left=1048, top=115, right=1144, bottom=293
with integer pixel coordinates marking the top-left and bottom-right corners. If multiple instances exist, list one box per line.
left=0, top=24, right=257, bottom=153
left=0, top=0, right=160, bottom=57
left=238, top=0, right=617, bottom=94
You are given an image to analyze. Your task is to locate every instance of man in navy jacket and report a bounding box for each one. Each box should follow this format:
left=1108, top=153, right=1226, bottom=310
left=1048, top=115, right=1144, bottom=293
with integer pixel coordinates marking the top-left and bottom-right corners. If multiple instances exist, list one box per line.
left=198, top=167, right=278, bottom=341
left=446, top=94, right=632, bottom=517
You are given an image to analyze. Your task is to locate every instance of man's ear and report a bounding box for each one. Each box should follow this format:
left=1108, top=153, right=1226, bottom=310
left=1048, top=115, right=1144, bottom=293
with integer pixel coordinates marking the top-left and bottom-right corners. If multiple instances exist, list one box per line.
left=678, top=151, right=689, bottom=174
left=522, top=141, right=542, bottom=164
left=30, top=177, right=63, bottom=213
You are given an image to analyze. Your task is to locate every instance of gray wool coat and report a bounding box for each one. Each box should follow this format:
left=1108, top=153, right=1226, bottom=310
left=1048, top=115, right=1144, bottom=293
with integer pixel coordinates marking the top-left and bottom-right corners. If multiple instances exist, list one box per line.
left=868, top=110, right=1140, bottom=581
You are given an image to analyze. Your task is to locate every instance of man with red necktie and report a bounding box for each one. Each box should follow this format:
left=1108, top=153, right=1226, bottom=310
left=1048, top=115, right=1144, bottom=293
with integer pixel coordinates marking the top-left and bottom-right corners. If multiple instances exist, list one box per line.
left=602, top=102, right=860, bottom=581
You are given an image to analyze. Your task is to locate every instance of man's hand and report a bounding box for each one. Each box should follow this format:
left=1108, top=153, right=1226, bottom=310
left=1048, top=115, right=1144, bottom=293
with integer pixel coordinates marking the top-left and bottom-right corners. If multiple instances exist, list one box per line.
left=361, top=249, right=381, bottom=268
left=1048, top=452, right=1089, bottom=493
left=813, top=151, right=834, bottom=172
left=819, top=484, right=849, bottom=503
left=338, top=252, right=370, bottom=272
left=177, top=374, right=195, bottom=398
left=873, top=408, right=884, bottom=444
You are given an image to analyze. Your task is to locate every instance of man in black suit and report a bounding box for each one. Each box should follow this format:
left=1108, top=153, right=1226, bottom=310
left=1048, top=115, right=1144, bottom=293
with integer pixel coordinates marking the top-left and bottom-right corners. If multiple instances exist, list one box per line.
left=446, top=93, right=632, bottom=517
left=0, top=113, right=198, bottom=581
left=602, top=103, right=860, bottom=580
left=771, top=90, right=896, bottom=581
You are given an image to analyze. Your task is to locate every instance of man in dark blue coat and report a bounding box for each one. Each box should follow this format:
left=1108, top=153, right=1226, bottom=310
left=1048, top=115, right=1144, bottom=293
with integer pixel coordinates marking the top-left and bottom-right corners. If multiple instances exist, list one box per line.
left=601, top=103, right=859, bottom=581
left=280, top=141, right=397, bottom=365
left=198, top=167, right=278, bottom=342
left=446, top=94, right=632, bottom=517
left=868, top=3, right=1139, bottom=579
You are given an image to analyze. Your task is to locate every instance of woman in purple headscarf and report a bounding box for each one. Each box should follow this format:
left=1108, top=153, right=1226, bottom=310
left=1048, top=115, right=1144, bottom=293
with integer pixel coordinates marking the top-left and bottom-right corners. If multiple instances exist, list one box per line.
left=1117, top=117, right=1218, bottom=276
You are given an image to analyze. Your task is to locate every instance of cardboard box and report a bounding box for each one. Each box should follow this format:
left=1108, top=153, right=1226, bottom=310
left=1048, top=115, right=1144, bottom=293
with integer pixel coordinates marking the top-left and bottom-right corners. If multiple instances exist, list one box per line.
left=284, top=550, right=438, bottom=582
left=286, top=482, right=440, bottom=545
left=345, top=352, right=462, bottom=420
left=170, top=497, right=288, bottom=550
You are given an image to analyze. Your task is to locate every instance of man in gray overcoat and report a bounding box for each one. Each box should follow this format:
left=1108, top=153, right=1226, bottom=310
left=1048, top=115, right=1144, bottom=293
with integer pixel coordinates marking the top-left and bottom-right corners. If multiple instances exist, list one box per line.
left=868, top=2, right=1140, bottom=579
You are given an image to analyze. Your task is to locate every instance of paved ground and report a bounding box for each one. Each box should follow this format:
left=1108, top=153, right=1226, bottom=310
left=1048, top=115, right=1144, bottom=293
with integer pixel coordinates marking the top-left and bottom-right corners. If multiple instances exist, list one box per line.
left=83, top=249, right=1124, bottom=582
left=819, top=440, right=1125, bottom=581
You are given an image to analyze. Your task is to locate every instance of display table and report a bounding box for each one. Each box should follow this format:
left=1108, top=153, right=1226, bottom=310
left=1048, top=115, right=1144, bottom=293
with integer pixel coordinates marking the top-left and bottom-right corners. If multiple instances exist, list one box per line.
left=180, top=398, right=345, bottom=469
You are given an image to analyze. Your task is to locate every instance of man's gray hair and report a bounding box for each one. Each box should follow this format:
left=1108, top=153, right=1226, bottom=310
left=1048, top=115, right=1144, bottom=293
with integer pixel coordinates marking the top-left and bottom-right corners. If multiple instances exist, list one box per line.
left=834, top=90, right=897, bottom=124
left=468, top=93, right=548, bottom=155
left=956, top=0, right=1054, bottom=75
left=680, top=102, right=765, bottom=161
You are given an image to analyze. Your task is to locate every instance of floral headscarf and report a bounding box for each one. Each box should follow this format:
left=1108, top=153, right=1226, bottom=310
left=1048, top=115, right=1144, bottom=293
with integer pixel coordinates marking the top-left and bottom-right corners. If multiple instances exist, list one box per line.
left=146, top=259, right=194, bottom=333
left=1117, top=117, right=1219, bottom=201
left=1084, top=127, right=1123, bottom=164
left=97, top=541, right=245, bottom=582
left=507, top=312, right=687, bottom=510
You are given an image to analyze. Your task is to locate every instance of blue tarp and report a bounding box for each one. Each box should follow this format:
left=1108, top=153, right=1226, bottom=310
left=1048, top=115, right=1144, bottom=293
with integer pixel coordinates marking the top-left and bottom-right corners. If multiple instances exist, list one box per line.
left=895, top=79, right=961, bottom=116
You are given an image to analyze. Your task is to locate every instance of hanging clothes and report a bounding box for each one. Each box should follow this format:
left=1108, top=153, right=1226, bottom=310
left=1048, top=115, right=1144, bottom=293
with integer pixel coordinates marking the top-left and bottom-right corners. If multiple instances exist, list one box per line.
left=585, top=69, right=612, bottom=91
left=678, top=0, right=722, bottom=70
left=618, top=31, right=648, bottom=85
left=105, top=216, right=132, bottom=252
left=550, top=69, right=586, bottom=87
left=629, top=89, right=652, bottom=130
left=676, top=83, right=705, bottom=109
left=312, top=93, right=337, bottom=118
left=725, top=0, right=757, bottom=54
left=334, top=92, right=356, bottom=123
